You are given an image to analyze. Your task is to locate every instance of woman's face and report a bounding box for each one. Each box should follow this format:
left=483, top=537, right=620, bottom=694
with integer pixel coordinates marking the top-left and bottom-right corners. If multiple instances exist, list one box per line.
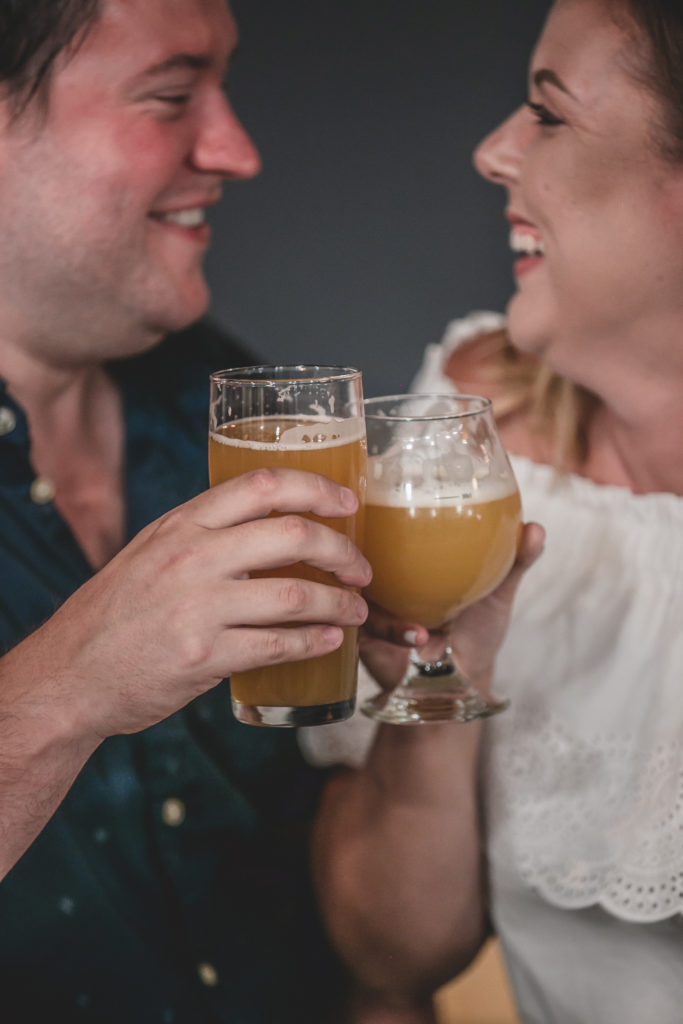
left=474, top=0, right=683, bottom=390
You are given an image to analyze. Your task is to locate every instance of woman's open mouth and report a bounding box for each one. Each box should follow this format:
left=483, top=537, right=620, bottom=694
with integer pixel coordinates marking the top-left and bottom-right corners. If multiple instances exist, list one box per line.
left=509, top=223, right=545, bottom=277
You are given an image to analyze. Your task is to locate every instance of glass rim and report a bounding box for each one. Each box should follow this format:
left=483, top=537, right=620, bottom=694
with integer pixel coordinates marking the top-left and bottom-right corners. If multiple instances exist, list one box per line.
left=363, top=393, right=492, bottom=422
left=210, top=364, right=362, bottom=385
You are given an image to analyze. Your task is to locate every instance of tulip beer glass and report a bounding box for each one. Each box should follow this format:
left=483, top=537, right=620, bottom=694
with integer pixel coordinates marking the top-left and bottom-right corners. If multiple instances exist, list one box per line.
left=361, top=394, right=521, bottom=724
left=209, top=366, right=366, bottom=727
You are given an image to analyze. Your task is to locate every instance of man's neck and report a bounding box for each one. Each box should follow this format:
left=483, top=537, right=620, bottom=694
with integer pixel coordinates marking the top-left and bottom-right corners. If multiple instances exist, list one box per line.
left=1, top=339, right=127, bottom=569
left=1, top=336, right=101, bottom=428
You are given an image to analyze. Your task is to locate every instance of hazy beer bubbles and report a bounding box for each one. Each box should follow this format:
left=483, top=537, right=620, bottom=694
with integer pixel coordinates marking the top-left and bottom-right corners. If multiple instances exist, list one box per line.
left=209, top=408, right=366, bottom=725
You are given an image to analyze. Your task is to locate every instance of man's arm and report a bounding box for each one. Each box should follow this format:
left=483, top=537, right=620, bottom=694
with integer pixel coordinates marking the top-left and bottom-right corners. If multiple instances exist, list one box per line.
left=0, top=468, right=371, bottom=879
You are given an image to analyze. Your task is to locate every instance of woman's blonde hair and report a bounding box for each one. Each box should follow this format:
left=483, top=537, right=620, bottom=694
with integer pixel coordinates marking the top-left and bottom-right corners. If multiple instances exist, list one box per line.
left=482, top=330, right=598, bottom=472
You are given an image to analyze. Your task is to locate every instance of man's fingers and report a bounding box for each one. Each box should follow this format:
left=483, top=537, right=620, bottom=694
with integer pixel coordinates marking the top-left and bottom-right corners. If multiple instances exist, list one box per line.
left=218, top=514, right=371, bottom=588
left=216, top=576, right=368, bottom=627
left=192, top=468, right=360, bottom=529
left=213, top=623, right=347, bottom=676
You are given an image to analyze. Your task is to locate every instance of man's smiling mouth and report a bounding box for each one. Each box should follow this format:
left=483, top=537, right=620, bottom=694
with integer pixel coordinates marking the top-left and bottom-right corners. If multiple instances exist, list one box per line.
left=150, top=207, right=207, bottom=228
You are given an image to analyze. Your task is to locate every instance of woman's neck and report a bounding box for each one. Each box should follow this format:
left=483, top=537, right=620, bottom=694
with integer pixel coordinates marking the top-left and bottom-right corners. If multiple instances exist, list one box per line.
left=582, top=399, right=683, bottom=495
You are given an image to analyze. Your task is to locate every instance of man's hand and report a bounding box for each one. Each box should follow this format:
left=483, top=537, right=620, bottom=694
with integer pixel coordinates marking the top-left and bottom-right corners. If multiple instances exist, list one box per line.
left=12, top=468, right=371, bottom=742
left=0, top=466, right=371, bottom=879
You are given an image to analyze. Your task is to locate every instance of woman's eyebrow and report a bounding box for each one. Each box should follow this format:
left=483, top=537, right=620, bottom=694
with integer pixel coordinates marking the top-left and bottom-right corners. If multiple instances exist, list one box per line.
left=532, top=67, right=577, bottom=100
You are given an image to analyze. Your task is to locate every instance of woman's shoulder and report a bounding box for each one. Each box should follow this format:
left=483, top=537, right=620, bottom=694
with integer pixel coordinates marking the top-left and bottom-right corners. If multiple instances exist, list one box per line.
left=415, top=312, right=522, bottom=398
left=443, top=328, right=511, bottom=399
left=414, top=313, right=549, bottom=462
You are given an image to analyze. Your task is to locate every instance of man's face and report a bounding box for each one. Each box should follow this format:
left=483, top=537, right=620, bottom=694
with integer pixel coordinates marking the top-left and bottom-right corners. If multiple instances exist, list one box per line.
left=0, top=0, right=260, bottom=363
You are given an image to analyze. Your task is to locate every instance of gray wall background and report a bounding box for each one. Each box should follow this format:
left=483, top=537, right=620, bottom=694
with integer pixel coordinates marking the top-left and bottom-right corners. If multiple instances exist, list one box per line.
left=205, top=0, right=550, bottom=397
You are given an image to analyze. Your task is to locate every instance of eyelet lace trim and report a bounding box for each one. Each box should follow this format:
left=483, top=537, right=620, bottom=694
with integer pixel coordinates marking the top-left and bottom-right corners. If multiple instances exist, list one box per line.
left=485, top=701, right=683, bottom=923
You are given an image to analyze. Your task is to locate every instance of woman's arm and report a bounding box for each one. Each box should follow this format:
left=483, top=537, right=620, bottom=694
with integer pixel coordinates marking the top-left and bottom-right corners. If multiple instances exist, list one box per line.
left=313, top=523, right=544, bottom=1007
left=315, top=713, right=486, bottom=1006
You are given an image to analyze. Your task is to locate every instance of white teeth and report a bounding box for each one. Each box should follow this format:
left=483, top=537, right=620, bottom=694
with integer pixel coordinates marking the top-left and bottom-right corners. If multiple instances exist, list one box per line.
left=158, top=208, right=206, bottom=228
left=509, top=228, right=545, bottom=256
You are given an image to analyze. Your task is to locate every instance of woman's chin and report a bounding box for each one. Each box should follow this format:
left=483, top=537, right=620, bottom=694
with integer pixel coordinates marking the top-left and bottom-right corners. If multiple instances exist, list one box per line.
left=505, top=290, right=553, bottom=357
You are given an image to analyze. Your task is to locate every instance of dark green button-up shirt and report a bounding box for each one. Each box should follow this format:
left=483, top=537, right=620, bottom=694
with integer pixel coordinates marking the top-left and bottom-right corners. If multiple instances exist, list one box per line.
left=0, top=322, right=347, bottom=1023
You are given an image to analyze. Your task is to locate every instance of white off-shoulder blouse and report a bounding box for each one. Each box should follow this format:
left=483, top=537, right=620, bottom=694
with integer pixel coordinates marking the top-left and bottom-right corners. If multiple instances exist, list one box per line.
left=301, top=312, right=683, bottom=1023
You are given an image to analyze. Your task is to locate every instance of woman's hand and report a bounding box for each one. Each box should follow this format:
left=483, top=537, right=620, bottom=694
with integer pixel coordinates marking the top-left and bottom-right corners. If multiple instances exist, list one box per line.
left=360, top=521, right=544, bottom=691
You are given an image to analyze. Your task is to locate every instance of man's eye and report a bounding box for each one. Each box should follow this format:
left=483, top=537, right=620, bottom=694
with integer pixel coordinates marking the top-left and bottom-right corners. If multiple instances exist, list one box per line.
left=155, top=94, right=191, bottom=107
left=525, top=100, right=564, bottom=127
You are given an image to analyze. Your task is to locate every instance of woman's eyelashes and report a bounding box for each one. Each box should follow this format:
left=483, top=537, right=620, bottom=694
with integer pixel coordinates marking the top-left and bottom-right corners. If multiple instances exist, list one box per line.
left=525, top=99, right=564, bottom=127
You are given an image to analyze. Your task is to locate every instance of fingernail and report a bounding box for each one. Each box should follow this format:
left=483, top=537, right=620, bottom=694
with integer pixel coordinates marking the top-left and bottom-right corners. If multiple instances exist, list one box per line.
left=528, top=544, right=545, bottom=566
left=403, top=630, right=418, bottom=646
left=323, top=626, right=344, bottom=648
left=340, top=487, right=358, bottom=511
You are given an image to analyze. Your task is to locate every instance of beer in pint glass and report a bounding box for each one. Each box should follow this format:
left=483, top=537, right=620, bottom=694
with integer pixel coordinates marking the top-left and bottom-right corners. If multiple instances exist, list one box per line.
left=209, top=366, right=366, bottom=727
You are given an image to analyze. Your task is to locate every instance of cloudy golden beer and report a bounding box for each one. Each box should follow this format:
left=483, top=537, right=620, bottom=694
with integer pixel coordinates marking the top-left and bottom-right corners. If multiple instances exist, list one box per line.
left=209, top=415, right=366, bottom=715
left=363, top=484, right=522, bottom=629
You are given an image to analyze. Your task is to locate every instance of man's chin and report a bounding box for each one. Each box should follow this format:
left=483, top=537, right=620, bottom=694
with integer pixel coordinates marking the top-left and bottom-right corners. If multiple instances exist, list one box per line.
left=108, top=302, right=209, bottom=363
left=142, top=283, right=210, bottom=339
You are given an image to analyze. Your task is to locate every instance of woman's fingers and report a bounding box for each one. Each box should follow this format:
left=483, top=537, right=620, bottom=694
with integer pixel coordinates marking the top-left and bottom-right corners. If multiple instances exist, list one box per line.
left=445, top=521, right=545, bottom=682
left=359, top=635, right=411, bottom=691
left=514, top=519, right=545, bottom=570
left=363, top=600, right=429, bottom=648
left=477, top=520, right=545, bottom=612
left=358, top=603, right=428, bottom=691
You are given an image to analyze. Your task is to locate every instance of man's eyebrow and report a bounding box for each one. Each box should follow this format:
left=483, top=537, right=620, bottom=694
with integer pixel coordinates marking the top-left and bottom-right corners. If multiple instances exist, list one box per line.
left=532, top=68, right=577, bottom=100
left=141, top=54, right=212, bottom=78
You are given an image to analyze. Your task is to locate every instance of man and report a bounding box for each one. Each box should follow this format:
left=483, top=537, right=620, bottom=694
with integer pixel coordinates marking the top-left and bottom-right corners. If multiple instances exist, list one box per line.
left=0, top=3, right=544, bottom=1022
left=0, top=0, right=370, bottom=1019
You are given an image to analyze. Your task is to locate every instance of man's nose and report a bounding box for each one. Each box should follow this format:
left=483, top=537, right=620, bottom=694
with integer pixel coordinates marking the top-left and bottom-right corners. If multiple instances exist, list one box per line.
left=191, top=93, right=262, bottom=180
left=473, top=106, right=529, bottom=187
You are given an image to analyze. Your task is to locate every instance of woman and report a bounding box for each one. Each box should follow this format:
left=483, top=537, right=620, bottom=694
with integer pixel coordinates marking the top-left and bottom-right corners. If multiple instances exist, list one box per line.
left=309, top=1, right=683, bottom=1021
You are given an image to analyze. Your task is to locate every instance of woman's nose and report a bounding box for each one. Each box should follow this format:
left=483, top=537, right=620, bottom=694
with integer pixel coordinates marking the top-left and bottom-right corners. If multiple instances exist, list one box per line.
left=473, top=106, right=529, bottom=186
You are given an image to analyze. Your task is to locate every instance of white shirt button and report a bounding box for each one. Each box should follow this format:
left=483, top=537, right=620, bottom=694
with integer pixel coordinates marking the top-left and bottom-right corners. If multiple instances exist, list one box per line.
left=0, top=406, right=16, bottom=436
left=161, top=797, right=186, bottom=827
left=30, top=476, right=55, bottom=504
left=197, top=962, right=219, bottom=988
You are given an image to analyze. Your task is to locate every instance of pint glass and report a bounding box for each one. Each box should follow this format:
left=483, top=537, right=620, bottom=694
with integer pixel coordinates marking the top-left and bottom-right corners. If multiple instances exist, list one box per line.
left=209, top=365, right=366, bottom=727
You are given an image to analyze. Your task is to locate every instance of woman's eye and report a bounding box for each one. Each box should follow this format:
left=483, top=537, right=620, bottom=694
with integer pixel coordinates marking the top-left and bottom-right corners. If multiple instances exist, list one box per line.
left=525, top=100, right=564, bottom=127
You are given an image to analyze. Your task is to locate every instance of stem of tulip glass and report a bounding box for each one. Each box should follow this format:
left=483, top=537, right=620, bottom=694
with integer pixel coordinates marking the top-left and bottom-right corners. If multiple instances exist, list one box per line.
left=360, top=643, right=510, bottom=725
